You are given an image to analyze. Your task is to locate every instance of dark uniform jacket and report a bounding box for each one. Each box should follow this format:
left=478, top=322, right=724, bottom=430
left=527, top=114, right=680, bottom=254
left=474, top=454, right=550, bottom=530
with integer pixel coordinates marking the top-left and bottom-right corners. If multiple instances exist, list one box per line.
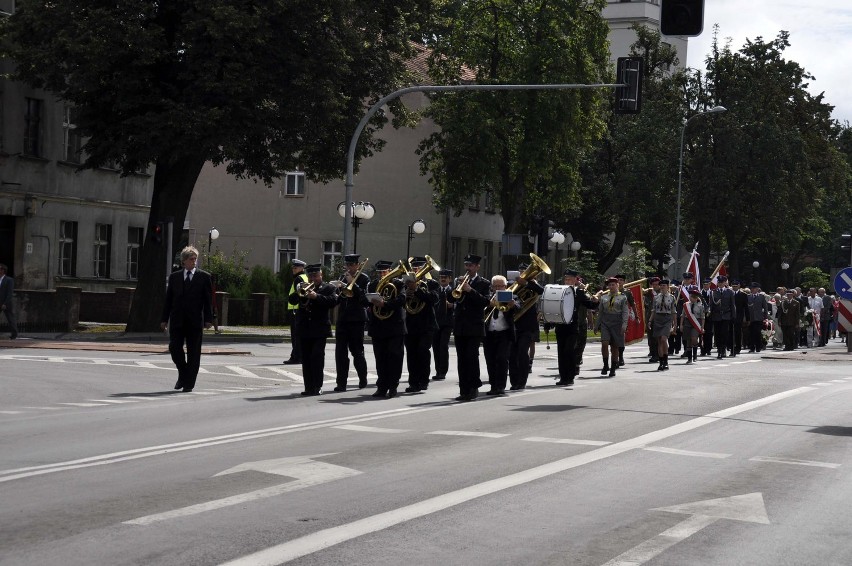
left=710, top=287, right=736, bottom=321
left=288, top=282, right=337, bottom=338
left=734, top=290, right=749, bottom=323
left=336, top=272, right=370, bottom=323
left=404, top=279, right=439, bottom=334
left=435, top=282, right=455, bottom=329
left=447, top=274, right=490, bottom=337
left=366, top=278, right=407, bottom=338
left=513, top=280, right=544, bottom=334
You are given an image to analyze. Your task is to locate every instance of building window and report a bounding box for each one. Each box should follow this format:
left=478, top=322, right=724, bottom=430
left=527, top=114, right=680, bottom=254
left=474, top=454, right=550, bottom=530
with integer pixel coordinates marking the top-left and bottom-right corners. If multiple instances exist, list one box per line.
left=59, top=221, right=78, bottom=277
left=62, top=105, right=82, bottom=163
left=127, top=227, right=143, bottom=280
left=284, top=171, right=305, bottom=196
left=93, top=223, right=112, bottom=278
left=468, top=193, right=480, bottom=211
left=483, top=241, right=493, bottom=277
left=23, top=98, right=43, bottom=157
left=450, top=237, right=460, bottom=275
left=484, top=190, right=497, bottom=213
left=322, top=240, right=343, bottom=272
left=275, top=237, right=297, bottom=272
left=467, top=239, right=478, bottom=258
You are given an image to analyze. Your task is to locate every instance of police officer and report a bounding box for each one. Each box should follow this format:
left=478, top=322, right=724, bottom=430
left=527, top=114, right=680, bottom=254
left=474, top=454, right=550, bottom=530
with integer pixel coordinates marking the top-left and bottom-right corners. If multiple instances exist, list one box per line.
left=284, top=259, right=308, bottom=364
left=333, top=254, right=370, bottom=392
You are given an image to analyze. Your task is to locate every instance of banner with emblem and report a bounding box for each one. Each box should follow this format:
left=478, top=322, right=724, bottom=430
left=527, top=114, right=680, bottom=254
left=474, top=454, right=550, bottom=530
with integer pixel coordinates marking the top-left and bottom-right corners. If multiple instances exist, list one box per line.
left=625, top=284, right=646, bottom=344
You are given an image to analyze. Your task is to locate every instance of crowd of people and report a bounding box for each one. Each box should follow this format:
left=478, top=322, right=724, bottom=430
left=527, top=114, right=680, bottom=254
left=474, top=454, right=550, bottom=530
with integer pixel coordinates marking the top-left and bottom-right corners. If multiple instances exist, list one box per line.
left=159, top=247, right=846, bottom=399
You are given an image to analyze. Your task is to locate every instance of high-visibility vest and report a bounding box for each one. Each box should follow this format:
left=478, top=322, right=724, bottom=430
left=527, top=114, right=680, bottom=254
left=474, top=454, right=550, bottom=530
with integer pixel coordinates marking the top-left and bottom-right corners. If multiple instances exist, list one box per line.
left=287, top=272, right=308, bottom=311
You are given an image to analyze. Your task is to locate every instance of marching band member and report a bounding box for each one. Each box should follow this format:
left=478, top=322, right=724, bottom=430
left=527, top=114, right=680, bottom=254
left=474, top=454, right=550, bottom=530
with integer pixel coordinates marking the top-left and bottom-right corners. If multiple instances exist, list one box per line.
left=287, top=263, right=337, bottom=395
left=446, top=254, right=491, bottom=401
left=648, top=279, right=677, bottom=371
left=508, top=265, right=544, bottom=391
left=484, top=275, right=518, bottom=396
left=333, top=254, right=371, bottom=392
left=403, top=257, right=439, bottom=393
left=595, top=277, right=629, bottom=377
left=366, top=260, right=407, bottom=398
left=555, top=268, right=598, bottom=385
left=432, top=268, right=455, bottom=381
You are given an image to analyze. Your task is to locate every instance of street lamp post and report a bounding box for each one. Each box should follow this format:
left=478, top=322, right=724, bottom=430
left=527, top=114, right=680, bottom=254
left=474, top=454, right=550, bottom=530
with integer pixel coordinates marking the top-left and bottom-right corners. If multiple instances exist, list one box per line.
left=570, top=240, right=582, bottom=258
left=675, top=105, right=727, bottom=274
left=550, top=231, right=565, bottom=282
left=338, top=201, right=375, bottom=254
left=407, top=219, right=426, bottom=258
left=208, top=227, right=219, bottom=266
left=781, top=261, right=790, bottom=287
left=752, top=260, right=760, bottom=283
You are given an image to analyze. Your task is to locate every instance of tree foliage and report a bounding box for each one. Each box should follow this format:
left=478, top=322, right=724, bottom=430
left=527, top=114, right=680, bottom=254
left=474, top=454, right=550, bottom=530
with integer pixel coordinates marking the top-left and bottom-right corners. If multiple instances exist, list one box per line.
left=1, top=0, right=428, bottom=329
left=417, top=0, right=611, bottom=260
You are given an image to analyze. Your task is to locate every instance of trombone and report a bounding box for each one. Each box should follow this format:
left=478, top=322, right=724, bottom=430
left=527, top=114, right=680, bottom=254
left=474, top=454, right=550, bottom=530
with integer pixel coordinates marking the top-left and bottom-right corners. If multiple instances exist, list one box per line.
left=339, top=257, right=369, bottom=298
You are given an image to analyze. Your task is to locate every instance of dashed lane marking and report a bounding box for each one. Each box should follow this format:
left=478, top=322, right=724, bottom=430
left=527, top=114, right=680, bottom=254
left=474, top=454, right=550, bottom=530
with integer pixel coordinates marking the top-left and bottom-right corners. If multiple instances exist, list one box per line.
left=0, top=410, right=24, bottom=414
left=333, top=425, right=411, bottom=434
left=750, top=456, right=840, bottom=469
left=643, top=446, right=731, bottom=459
left=427, top=430, right=510, bottom=439
left=57, top=402, right=111, bottom=407
left=811, top=383, right=832, bottom=386
left=522, top=436, right=610, bottom=446
left=86, top=399, right=138, bottom=404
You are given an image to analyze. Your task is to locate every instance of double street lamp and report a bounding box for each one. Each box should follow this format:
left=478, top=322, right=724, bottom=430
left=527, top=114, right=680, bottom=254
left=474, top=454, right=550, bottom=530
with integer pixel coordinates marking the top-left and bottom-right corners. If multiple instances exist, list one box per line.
left=338, top=201, right=375, bottom=254
left=674, top=105, right=727, bottom=274
left=208, top=227, right=219, bottom=265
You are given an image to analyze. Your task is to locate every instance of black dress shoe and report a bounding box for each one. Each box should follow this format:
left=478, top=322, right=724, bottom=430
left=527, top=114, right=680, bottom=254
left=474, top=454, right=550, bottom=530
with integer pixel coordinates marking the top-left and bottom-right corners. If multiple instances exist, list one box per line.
left=455, top=394, right=473, bottom=401
left=359, top=379, right=368, bottom=389
left=174, top=380, right=183, bottom=390
left=283, top=359, right=301, bottom=365
left=509, top=385, right=525, bottom=391
left=432, top=375, right=446, bottom=381
left=556, top=379, right=574, bottom=386
left=404, top=386, right=421, bottom=393
left=333, top=386, right=346, bottom=392
left=182, top=388, right=193, bottom=392
left=372, top=390, right=387, bottom=398
left=386, top=389, right=397, bottom=398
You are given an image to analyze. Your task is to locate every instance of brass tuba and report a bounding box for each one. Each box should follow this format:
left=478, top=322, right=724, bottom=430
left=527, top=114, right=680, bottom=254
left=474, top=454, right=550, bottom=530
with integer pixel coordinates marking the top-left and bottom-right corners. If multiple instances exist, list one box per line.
left=405, top=255, right=441, bottom=315
left=372, top=260, right=408, bottom=320
left=512, top=253, right=552, bottom=321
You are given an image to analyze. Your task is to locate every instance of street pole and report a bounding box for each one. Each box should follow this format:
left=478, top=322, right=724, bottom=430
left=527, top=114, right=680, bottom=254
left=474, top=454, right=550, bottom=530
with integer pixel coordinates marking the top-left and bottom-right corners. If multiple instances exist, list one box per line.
left=344, top=82, right=626, bottom=254
left=674, top=106, right=727, bottom=275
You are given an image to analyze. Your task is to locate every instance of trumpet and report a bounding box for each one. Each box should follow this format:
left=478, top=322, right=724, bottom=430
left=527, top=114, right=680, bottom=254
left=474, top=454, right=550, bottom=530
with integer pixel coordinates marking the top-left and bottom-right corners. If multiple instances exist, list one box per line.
left=451, top=273, right=470, bottom=299
left=296, top=281, right=315, bottom=298
left=339, top=257, right=369, bottom=298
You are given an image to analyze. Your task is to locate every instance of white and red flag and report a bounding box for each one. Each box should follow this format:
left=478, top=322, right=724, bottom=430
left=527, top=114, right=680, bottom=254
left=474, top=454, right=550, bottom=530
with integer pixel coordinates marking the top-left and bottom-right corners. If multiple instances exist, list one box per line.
left=680, top=247, right=702, bottom=333
left=709, top=251, right=730, bottom=289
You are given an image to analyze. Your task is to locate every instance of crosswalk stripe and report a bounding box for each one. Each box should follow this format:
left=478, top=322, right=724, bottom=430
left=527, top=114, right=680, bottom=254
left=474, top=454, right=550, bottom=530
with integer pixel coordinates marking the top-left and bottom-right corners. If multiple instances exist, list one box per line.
left=750, top=456, right=840, bottom=469
left=333, top=424, right=410, bottom=434
left=267, top=367, right=303, bottom=381
left=427, top=430, right=509, bottom=439
left=523, top=436, right=610, bottom=446
left=643, top=446, right=731, bottom=459
left=57, top=402, right=110, bottom=407
left=86, top=399, right=137, bottom=404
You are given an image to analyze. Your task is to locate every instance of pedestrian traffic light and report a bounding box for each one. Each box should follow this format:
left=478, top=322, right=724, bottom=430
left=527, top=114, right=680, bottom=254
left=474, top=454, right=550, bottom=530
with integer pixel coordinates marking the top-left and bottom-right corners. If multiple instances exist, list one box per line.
left=151, top=221, right=165, bottom=245
left=614, top=57, right=643, bottom=115
left=660, top=0, right=704, bottom=37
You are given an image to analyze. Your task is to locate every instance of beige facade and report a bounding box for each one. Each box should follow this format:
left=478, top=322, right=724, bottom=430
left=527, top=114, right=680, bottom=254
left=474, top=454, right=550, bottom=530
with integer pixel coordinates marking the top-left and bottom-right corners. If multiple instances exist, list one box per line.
left=604, top=0, right=689, bottom=65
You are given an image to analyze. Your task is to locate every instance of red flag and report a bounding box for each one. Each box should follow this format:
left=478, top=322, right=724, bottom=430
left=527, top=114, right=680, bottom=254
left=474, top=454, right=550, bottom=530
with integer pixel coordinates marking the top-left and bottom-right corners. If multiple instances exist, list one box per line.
left=625, top=285, right=646, bottom=345
left=680, top=249, right=702, bottom=333
left=711, top=261, right=728, bottom=289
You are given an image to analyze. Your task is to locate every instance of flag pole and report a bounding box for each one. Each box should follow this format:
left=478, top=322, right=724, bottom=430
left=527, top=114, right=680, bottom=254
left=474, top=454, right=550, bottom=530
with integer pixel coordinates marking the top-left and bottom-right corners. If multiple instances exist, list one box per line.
left=709, top=251, right=730, bottom=280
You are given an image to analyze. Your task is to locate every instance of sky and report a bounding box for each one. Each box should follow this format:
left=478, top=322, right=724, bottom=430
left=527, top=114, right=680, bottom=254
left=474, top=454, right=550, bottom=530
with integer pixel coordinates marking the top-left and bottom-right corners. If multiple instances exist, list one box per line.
left=684, top=0, right=852, bottom=125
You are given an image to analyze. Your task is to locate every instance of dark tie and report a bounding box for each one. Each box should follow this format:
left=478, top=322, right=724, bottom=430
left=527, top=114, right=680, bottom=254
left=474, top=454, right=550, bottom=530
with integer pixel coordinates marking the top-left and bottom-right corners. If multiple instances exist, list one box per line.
left=185, top=271, right=191, bottom=286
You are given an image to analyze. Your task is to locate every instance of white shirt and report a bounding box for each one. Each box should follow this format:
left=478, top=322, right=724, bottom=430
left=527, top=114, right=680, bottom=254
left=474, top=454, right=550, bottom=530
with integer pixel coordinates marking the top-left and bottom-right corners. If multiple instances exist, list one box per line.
left=808, top=296, right=822, bottom=314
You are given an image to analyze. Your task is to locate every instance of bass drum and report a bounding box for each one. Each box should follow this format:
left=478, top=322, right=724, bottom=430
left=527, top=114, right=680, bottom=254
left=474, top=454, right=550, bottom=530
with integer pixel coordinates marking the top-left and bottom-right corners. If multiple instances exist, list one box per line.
left=540, top=284, right=575, bottom=325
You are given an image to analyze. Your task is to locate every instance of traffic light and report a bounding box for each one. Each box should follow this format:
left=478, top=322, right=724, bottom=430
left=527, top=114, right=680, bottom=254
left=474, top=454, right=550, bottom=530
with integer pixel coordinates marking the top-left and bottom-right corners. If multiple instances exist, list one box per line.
left=614, top=57, right=643, bottom=115
left=150, top=221, right=165, bottom=245
left=660, top=0, right=704, bottom=37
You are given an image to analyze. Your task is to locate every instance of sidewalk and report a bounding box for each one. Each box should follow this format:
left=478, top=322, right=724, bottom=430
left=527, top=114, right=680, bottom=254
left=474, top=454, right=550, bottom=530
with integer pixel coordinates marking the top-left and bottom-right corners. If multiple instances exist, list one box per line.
left=759, top=339, right=851, bottom=362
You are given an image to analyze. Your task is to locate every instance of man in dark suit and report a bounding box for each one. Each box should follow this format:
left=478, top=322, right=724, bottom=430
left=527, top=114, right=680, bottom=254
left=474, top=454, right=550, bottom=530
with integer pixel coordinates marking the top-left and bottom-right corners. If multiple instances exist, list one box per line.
left=700, top=278, right=714, bottom=356
left=367, top=260, right=407, bottom=398
left=333, top=254, right=371, bottom=391
left=288, top=263, right=337, bottom=396
left=447, top=254, right=491, bottom=401
left=746, top=283, right=769, bottom=352
left=710, top=275, right=736, bottom=359
left=0, top=263, right=19, bottom=339
left=554, top=268, right=599, bottom=384
left=161, top=246, right=214, bottom=392
left=732, top=280, right=748, bottom=355
left=432, top=268, right=455, bottom=381
left=508, top=266, right=544, bottom=391
left=403, top=257, right=439, bottom=393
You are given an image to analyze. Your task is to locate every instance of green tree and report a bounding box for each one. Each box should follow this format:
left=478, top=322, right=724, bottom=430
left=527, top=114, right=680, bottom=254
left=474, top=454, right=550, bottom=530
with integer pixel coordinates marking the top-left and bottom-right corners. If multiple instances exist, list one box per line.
left=797, top=267, right=830, bottom=290
left=418, top=0, right=611, bottom=267
left=618, top=241, right=655, bottom=282
left=1, top=0, right=427, bottom=330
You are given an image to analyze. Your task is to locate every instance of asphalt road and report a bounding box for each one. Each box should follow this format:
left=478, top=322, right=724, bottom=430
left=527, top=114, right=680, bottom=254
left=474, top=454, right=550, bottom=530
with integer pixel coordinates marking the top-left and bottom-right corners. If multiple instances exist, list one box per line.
left=2, top=339, right=851, bottom=566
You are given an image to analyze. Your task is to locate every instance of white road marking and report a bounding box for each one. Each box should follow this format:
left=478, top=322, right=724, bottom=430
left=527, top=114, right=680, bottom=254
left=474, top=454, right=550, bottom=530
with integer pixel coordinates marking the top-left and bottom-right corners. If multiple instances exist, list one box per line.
left=225, top=366, right=262, bottom=378
left=21, top=406, right=63, bottom=410
left=0, top=410, right=24, bottom=414
left=136, top=361, right=162, bottom=369
left=643, top=446, right=731, bottom=459
left=86, top=399, right=138, bottom=404
left=523, top=436, right=610, bottom=446
left=749, top=456, right=840, bottom=469
left=189, top=391, right=219, bottom=395
left=267, top=367, right=303, bottom=381
left=333, top=425, right=410, bottom=434
left=218, top=386, right=814, bottom=566
left=0, top=405, right=451, bottom=483
left=811, top=383, right=832, bottom=386
left=119, top=396, right=164, bottom=401
left=830, top=379, right=846, bottom=383
left=57, top=402, right=110, bottom=407
left=427, top=430, right=510, bottom=438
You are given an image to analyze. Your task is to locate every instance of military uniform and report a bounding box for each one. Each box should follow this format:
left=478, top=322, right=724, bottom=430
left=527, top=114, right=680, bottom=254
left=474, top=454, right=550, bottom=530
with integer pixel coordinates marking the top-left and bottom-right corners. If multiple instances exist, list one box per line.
left=432, top=269, right=455, bottom=381
left=710, top=277, right=736, bottom=358
left=287, top=264, right=336, bottom=395
left=334, top=254, right=371, bottom=391
left=447, top=255, right=491, bottom=401
left=403, top=258, right=439, bottom=393
left=509, top=277, right=544, bottom=390
left=595, top=281, right=629, bottom=376
left=367, top=261, right=407, bottom=398
left=555, top=270, right=599, bottom=384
